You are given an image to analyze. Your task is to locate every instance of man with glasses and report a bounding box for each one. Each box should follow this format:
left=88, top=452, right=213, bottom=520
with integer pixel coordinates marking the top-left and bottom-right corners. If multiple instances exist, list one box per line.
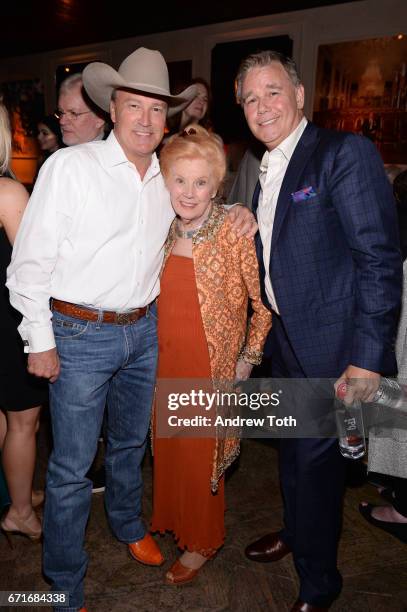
left=56, top=73, right=106, bottom=146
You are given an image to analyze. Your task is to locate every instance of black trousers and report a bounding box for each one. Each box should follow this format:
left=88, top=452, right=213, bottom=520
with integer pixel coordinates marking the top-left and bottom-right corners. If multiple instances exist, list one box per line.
left=270, top=313, right=345, bottom=607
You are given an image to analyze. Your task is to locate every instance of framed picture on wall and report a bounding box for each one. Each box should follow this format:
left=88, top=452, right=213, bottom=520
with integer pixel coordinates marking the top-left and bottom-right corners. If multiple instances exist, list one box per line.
left=313, top=35, right=407, bottom=165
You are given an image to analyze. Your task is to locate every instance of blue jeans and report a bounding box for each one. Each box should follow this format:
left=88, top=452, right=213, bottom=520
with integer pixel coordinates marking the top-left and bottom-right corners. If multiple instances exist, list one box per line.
left=43, top=306, right=158, bottom=611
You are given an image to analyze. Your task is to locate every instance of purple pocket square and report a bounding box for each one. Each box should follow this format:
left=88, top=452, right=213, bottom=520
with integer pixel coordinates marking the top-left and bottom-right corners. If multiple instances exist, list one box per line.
left=291, top=186, right=317, bottom=203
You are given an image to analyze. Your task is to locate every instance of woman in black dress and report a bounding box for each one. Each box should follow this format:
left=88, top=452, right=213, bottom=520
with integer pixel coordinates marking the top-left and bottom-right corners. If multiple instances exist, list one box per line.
left=0, top=102, right=46, bottom=541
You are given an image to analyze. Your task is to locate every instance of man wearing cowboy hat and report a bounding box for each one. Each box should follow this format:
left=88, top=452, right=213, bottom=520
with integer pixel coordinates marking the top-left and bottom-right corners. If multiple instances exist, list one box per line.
left=7, top=47, right=254, bottom=612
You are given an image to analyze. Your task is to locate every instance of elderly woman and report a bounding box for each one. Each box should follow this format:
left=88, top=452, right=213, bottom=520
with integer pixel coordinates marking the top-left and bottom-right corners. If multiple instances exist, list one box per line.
left=151, top=126, right=271, bottom=584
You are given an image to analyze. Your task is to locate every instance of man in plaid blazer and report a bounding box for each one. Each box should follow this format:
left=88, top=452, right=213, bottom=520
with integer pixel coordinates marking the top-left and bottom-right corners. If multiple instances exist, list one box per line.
left=237, top=51, right=402, bottom=611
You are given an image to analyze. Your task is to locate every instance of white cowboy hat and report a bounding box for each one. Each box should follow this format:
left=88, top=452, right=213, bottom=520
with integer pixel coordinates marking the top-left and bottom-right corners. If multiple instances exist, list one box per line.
left=83, top=47, right=197, bottom=117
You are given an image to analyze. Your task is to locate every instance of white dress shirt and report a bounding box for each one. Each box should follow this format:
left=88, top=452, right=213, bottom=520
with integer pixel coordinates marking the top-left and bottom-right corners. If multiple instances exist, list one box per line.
left=7, top=131, right=175, bottom=353
left=258, top=117, right=308, bottom=313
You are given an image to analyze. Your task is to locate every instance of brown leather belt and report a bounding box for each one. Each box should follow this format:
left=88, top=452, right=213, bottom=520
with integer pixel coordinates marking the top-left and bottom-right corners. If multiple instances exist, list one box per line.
left=51, top=299, right=151, bottom=325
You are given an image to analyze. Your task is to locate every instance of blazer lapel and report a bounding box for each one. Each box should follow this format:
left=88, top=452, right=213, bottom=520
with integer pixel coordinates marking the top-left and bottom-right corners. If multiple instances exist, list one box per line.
left=270, top=122, right=321, bottom=256
left=252, top=180, right=263, bottom=261
left=252, top=180, right=261, bottom=217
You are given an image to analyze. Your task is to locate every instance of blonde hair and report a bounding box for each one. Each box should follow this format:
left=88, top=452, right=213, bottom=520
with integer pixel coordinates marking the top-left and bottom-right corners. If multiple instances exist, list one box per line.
left=0, top=103, right=11, bottom=176
left=160, top=125, right=226, bottom=190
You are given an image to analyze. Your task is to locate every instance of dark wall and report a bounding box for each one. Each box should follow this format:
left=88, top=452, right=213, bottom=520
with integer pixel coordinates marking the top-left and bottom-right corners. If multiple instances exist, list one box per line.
left=211, top=35, right=293, bottom=143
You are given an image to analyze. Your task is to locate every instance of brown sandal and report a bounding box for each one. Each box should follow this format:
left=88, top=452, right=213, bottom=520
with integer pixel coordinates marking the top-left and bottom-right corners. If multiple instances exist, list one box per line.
left=165, top=558, right=200, bottom=585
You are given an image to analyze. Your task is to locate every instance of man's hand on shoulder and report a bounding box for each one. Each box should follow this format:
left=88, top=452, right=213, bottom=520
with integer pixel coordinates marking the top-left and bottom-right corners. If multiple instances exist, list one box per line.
left=28, top=348, right=60, bottom=383
left=227, top=204, right=258, bottom=237
left=334, top=365, right=380, bottom=404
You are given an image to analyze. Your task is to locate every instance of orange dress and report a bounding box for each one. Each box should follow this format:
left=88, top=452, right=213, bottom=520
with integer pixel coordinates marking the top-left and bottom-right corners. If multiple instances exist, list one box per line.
left=151, top=254, right=225, bottom=554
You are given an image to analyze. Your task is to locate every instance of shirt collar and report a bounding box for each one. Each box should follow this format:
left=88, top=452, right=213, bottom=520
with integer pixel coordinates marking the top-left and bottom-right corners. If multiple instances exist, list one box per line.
left=101, top=130, right=160, bottom=179
left=260, top=116, right=308, bottom=173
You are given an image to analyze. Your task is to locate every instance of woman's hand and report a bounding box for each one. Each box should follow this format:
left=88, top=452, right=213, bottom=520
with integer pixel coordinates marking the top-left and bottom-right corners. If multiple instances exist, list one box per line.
left=235, top=358, right=253, bottom=382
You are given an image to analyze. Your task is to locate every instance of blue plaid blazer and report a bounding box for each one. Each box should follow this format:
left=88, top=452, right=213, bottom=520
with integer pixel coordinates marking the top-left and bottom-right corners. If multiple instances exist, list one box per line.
left=253, top=122, right=402, bottom=378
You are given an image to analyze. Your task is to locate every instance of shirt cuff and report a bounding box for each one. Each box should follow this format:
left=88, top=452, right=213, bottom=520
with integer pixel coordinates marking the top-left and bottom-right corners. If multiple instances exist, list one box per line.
left=19, top=323, right=56, bottom=354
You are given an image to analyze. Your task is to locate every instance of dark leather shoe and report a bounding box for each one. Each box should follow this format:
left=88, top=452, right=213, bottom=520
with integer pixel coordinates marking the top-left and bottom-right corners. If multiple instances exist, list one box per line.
left=290, top=600, right=330, bottom=611
left=245, top=532, right=291, bottom=563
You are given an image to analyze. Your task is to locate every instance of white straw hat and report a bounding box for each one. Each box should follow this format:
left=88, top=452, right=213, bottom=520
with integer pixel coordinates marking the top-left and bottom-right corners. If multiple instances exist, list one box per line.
left=83, top=47, right=197, bottom=117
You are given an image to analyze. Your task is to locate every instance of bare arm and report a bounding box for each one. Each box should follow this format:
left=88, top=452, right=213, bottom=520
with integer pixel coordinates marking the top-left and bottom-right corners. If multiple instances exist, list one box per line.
left=0, top=178, right=28, bottom=244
